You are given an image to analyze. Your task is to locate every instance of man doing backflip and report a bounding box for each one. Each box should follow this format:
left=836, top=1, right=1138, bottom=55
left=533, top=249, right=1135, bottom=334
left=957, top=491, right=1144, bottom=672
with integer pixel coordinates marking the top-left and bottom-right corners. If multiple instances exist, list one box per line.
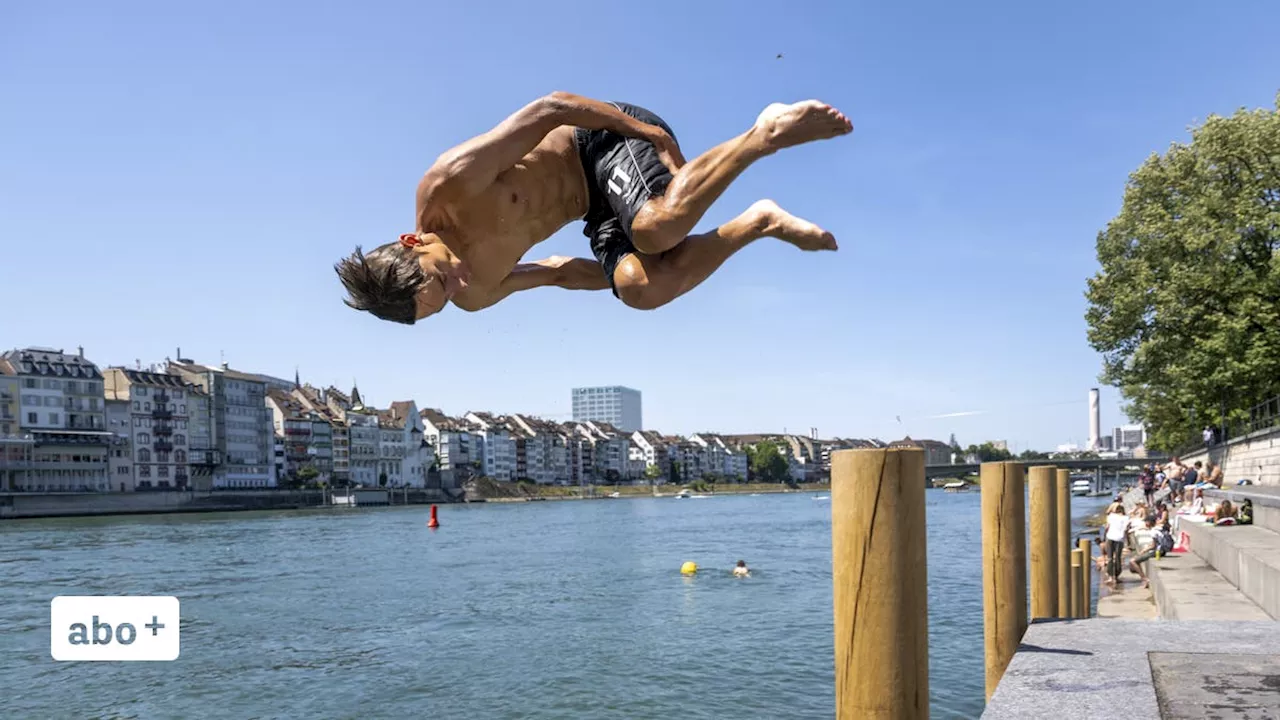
left=336, top=92, right=852, bottom=324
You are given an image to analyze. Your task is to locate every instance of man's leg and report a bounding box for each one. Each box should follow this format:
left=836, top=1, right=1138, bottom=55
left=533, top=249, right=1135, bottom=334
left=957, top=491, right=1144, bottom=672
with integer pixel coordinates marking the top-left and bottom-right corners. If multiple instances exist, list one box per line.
left=628, top=101, right=851, bottom=255
left=613, top=200, right=834, bottom=310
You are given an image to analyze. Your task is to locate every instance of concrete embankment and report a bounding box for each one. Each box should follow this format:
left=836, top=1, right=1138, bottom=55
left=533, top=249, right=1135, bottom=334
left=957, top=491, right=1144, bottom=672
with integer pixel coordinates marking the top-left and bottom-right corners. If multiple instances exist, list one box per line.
left=0, top=488, right=453, bottom=520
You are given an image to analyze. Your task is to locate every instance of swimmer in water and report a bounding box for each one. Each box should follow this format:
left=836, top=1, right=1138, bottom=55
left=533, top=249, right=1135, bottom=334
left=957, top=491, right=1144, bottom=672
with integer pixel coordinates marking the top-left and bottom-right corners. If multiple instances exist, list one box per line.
left=733, top=560, right=750, bottom=578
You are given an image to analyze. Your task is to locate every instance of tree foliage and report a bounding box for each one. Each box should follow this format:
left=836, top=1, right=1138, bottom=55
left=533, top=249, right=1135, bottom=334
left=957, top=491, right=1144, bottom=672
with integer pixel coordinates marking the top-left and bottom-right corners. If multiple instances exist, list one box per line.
left=1086, top=93, right=1280, bottom=450
left=965, top=443, right=1014, bottom=462
left=746, top=441, right=791, bottom=483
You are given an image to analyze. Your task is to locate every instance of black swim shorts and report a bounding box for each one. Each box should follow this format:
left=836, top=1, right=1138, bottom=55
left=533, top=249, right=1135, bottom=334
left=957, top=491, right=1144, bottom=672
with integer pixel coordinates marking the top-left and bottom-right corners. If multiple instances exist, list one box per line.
left=575, top=102, right=679, bottom=296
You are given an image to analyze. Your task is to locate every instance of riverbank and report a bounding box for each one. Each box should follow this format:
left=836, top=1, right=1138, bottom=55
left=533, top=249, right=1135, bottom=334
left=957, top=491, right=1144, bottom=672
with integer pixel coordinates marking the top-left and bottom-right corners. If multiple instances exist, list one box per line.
left=460, top=478, right=830, bottom=502
left=0, top=488, right=452, bottom=520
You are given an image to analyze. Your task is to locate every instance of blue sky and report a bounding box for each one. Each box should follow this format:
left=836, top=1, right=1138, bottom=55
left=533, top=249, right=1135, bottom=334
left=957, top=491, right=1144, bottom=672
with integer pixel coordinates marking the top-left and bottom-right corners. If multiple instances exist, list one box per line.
left=3, top=1, right=1278, bottom=451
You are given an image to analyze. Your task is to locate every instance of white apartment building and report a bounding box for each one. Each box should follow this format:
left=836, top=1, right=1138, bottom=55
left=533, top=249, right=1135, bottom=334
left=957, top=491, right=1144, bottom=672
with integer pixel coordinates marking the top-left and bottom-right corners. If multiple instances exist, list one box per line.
left=1, top=347, right=112, bottom=491
left=630, top=430, right=671, bottom=481
left=375, top=401, right=431, bottom=488
left=576, top=421, right=633, bottom=483
left=571, top=386, right=642, bottom=432
left=464, top=411, right=517, bottom=481
left=421, top=408, right=484, bottom=473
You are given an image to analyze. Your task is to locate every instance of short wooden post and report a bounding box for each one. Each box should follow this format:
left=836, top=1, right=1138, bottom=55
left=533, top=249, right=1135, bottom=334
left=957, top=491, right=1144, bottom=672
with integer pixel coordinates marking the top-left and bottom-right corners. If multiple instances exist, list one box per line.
left=1055, top=469, right=1072, bottom=618
left=1077, top=538, right=1093, bottom=618
left=831, top=448, right=929, bottom=719
left=1069, top=549, right=1084, bottom=617
left=1028, top=466, right=1058, bottom=619
left=981, top=461, right=1026, bottom=701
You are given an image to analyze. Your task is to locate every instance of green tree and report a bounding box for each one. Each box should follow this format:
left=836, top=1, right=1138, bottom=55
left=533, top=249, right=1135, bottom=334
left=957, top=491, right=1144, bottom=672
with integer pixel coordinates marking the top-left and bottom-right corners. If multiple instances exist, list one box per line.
left=965, top=443, right=1014, bottom=462
left=1018, top=449, right=1050, bottom=461
left=644, top=464, right=663, bottom=483
left=747, top=441, right=791, bottom=483
left=1086, top=94, right=1280, bottom=450
left=297, top=466, right=319, bottom=482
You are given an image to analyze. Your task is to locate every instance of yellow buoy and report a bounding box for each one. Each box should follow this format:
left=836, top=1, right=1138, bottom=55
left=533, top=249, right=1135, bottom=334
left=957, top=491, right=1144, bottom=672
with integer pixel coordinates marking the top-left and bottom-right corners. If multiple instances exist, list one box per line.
left=681, top=561, right=698, bottom=575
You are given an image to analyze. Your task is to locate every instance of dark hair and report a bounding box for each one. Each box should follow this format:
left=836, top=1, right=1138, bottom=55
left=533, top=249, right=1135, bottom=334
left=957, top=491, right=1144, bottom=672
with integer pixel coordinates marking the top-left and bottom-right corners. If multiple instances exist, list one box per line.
left=334, top=243, right=429, bottom=325
left=736, top=560, right=746, bottom=567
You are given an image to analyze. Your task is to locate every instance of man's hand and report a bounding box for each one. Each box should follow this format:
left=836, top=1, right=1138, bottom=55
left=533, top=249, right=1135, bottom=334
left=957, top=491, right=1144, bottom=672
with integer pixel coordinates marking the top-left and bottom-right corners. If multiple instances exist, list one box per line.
left=645, top=128, right=686, bottom=175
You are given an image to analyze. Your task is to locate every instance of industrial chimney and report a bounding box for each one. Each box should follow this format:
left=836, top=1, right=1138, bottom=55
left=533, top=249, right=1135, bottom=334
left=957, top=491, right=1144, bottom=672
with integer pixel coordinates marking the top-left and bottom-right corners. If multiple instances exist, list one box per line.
left=1088, top=388, right=1101, bottom=451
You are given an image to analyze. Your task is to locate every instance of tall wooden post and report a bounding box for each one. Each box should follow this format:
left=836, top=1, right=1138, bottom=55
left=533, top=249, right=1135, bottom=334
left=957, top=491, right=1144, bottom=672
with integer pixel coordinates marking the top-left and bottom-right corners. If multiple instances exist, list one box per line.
left=1077, top=539, right=1092, bottom=618
left=1069, top=549, right=1084, bottom=617
left=1055, top=469, right=1072, bottom=618
left=981, top=461, right=1026, bottom=701
left=1028, top=466, right=1058, bottom=619
left=831, top=448, right=929, bottom=719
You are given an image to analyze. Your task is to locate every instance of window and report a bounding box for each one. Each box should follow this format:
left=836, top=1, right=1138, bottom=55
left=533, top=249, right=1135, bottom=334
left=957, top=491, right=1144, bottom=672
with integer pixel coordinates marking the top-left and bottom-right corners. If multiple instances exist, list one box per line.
left=174, top=434, right=186, bottom=445
left=117, top=466, right=128, bottom=475
left=157, top=452, right=170, bottom=463
left=66, top=381, right=79, bottom=393
left=180, top=405, right=186, bottom=414
left=24, top=378, right=36, bottom=388
left=133, top=401, right=140, bottom=411
left=138, top=465, right=151, bottom=477
left=136, top=387, right=147, bottom=396
left=138, top=449, right=151, bottom=462
left=134, top=418, right=142, bottom=427
left=175, top=450, right=186, bottom=463
left=144, top=402, right=150, bottom=412
left=27, top=412, right=37, bottom=424
left=158, top=465, right=169, bottom=478
left=48, top=413, right=59, bottom=424
left=139, top=433, right=151, bottom=444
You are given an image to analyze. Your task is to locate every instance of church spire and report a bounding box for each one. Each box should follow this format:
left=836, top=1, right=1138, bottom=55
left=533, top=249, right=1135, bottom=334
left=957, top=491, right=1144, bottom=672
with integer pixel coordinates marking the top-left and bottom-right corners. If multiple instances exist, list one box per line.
left=350, top=379, right=364, bottom=410
left=294, top=367, right=301, bottom=389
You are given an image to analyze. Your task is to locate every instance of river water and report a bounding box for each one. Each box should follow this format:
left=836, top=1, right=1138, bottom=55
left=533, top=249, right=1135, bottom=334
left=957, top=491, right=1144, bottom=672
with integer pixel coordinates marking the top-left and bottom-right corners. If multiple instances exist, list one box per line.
left=0, top=491, right=1109, bottom=719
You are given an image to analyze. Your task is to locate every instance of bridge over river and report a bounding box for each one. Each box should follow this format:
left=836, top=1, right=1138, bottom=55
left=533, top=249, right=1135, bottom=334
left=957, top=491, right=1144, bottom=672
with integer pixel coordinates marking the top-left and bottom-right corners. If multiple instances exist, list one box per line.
left=924, top=455, right=1169, bottom=483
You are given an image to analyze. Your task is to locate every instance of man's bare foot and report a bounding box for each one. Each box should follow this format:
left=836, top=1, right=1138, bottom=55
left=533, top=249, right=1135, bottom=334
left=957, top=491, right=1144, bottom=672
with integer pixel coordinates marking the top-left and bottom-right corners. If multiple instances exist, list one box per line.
left=749, top=199, right=838, bottom=251
left=754, top=101, right=853, bottom=152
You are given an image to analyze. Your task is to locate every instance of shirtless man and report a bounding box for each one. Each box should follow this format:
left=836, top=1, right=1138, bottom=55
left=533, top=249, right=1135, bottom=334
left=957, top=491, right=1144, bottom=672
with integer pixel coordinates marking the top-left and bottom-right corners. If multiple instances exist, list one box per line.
left=335, top=92, right=852, bottom=324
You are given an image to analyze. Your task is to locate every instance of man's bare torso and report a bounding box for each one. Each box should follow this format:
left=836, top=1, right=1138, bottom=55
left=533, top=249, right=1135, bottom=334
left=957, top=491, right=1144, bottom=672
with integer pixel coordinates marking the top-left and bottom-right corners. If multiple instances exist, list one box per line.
left=415, top=126, right=589, bottom=308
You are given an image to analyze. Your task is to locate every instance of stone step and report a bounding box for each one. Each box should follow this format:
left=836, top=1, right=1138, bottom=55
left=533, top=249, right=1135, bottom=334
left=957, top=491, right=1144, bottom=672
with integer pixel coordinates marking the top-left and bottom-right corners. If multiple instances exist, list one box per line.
left=982, top=619, right=1280, bottom=719
left=1146, top=551, right=1271, bottom=621
left=1182, top=520, right=1280, bottom=619
left=1206, top=485, right=1280, bottom=534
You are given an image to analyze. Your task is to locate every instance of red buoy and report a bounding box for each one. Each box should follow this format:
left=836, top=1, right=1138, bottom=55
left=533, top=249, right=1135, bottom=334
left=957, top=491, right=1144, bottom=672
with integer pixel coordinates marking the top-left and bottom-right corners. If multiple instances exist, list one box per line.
left=427, top=504, right=440, bottom=528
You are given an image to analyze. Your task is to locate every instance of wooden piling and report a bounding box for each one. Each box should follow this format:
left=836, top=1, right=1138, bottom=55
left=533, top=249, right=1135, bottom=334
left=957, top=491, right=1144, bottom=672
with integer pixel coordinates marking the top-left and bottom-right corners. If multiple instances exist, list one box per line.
left=1069, top=549, right=1084, bottom=618
left=1028, top=466, right=1058, bottom=619
left=1055, top=469, right=1072, bottom=618
left=831, top=448, right=929, bottom=719
left=1077, top=538, right=1092, bottom=618
left=981, top=461, right=1026, bottom=701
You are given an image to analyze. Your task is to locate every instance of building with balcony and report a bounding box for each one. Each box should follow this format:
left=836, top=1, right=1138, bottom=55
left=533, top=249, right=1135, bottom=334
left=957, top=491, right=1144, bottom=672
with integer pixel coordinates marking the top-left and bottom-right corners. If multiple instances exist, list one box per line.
left=0, top=347, right=112, bottom=491
left=464, top=411, right=517, bottom=481
left=630, top=430, right=672, bottom=483
left=318, top=383, right=377, bottom=487
left=574, top=421, right=633, bottom=484
left=509, top=414, right=571, bottom=484
left=0, top=371, right=18, bottom=437
left=420, top=408, right=484, bottom=483
left=168, top=360, right=273, bottom=488
left=104, top=368, right=203, bottom=490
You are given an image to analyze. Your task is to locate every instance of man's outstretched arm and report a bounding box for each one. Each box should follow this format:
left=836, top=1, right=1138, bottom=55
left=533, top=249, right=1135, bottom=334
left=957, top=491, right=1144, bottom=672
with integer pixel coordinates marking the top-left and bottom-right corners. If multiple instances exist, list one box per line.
left=454, top=257, right=610, bottom=312
left=419, top=93, right=683, bottom=210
